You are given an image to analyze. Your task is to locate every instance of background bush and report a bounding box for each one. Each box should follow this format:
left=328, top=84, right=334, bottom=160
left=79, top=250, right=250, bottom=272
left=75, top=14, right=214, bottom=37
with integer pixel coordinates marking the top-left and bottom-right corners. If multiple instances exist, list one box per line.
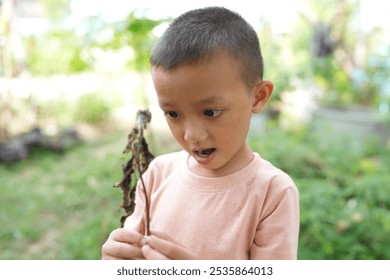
left=249, top=124, right=390, bottom=259
left=74, top=93, right=110, bottom=123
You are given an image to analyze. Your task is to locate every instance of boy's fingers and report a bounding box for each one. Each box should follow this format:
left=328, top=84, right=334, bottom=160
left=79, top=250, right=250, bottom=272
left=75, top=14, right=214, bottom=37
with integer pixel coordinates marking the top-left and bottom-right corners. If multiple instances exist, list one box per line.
left=102, top=242, right=144, bottom=260
left=107, top=242, right=144, bottom=259
left=110, top=228, right=144, bottom=246
left=102, top=228, right=145, bottom=260
left=144, top=235, right=196, bottom=260
left=150, top=230, right=174, bottom=242
left=142, top=244, right=170, bottom=260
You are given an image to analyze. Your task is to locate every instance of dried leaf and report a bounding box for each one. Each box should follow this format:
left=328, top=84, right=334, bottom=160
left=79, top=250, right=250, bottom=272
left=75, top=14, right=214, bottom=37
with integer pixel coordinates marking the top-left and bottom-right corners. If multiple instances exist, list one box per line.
left=113, top=110, right=154, bottom=234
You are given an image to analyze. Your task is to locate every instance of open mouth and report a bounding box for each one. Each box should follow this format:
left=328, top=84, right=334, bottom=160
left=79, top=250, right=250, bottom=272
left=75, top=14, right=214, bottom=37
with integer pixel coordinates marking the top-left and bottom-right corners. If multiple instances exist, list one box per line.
left=194, top=148, right=216, bottom=158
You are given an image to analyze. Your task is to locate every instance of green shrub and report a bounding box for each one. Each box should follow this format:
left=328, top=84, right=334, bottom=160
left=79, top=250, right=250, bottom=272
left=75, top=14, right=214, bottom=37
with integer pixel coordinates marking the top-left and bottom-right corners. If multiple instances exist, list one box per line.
left=74, top=93, right=110, bottom=123
left=249, top=124, right=390, bottom=259
left=38, top=97, right=74, bottom=126
left=26, top=30, right=90, bottom=76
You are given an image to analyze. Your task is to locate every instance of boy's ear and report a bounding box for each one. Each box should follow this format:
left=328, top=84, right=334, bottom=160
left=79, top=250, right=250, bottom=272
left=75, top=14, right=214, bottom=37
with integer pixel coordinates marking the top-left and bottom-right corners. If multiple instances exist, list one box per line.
left=251, top=80, right=274, bottom=113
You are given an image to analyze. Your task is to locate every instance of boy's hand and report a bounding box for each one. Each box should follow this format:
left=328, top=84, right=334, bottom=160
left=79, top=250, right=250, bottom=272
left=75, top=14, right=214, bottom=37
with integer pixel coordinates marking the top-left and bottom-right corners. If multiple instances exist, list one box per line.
left=101, top=228, right=145, bottom=260
left=141, top=232, right=199, bottom=260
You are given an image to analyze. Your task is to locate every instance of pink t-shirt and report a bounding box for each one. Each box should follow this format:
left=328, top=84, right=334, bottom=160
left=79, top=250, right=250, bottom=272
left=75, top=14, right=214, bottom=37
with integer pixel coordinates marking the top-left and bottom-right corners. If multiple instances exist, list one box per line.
left=125, top=150, right=299, bottom=259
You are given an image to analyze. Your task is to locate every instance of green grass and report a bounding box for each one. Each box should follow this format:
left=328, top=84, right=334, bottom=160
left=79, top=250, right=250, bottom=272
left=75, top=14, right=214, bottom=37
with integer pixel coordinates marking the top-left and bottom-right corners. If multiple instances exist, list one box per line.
left=0, top=128, right=180, bottom=260
left=0, top=132, right=131, bottom=259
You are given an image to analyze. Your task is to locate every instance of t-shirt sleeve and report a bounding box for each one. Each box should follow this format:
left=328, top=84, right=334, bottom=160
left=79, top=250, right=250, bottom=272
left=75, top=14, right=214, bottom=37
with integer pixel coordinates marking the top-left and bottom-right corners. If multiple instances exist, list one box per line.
left=250, top=183, right=300, bottom=260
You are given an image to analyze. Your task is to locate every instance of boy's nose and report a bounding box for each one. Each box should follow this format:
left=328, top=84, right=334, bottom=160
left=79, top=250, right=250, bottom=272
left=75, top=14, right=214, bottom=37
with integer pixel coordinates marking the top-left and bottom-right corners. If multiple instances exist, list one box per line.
left=183, top=121, right=207, bottom=144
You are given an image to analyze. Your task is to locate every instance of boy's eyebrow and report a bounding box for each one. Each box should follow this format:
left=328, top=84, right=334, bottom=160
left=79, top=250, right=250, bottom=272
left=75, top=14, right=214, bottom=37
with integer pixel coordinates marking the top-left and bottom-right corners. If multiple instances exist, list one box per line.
left=158, top=100, right=174, bottom=108
left=158, top=95, right=227, bottom=108
left=199, top=95, right=227, bottom=104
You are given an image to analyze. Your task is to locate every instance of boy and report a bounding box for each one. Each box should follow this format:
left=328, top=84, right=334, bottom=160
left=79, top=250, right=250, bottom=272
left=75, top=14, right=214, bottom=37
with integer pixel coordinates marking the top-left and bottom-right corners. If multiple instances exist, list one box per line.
left=102, top=6, right=299, bottom=260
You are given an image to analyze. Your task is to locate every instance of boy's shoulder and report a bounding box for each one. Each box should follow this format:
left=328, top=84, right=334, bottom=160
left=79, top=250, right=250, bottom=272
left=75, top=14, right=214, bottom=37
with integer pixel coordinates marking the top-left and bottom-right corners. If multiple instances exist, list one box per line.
left=252, top=153, right=297, bottom=193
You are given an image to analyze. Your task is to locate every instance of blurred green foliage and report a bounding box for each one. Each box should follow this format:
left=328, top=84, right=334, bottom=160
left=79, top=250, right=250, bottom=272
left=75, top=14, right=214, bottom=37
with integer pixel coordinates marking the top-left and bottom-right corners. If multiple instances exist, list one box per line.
left=270, top=0, right=388, bottom=109
left=74, top=93, right=110, bottom=123
left=25, top=30, right=90, bottom=75
left=38, top=96, right=74, bottom=126
left=249, top=123, right=390, bottom=259
left=23, top=10, right=166, bottom=76
left=41, top=0, right=70, bottom=23
left=36, top=91, right=125, bottom=128
left=111, top=13, right=167, bottom=72
left=0, top=133, right=124, bottom=259
left=259, top=22, right=295, bottom=104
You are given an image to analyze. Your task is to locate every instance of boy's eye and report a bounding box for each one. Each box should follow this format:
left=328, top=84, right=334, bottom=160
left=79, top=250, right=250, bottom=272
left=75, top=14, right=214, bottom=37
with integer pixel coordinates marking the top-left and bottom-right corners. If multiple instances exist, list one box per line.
left=203, top=109, right=223, bottom=118
left=164, top=111, right=180, bottom=120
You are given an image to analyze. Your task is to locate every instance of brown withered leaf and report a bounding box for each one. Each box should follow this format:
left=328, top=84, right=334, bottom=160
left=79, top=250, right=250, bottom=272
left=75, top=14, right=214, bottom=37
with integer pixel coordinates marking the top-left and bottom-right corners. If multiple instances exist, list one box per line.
left=113, top=110, right=154, bottom=234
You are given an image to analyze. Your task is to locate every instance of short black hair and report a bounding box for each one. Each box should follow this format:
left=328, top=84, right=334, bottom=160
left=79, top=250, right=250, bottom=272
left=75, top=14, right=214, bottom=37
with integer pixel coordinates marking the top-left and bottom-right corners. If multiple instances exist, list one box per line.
left=150, top=6, right=264, bottom=89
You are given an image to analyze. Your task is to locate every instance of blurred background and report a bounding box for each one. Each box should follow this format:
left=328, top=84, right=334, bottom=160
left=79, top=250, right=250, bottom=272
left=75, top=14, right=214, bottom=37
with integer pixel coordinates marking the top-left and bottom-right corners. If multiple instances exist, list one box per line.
left=0, top=0, right=389, bottom=259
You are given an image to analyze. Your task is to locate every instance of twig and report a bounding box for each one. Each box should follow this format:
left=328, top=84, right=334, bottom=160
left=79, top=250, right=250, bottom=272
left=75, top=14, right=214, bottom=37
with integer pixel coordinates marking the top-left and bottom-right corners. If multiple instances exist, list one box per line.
left=113, top=109, right=154, bottom=235
left=137, top=162, right=151, bottom=236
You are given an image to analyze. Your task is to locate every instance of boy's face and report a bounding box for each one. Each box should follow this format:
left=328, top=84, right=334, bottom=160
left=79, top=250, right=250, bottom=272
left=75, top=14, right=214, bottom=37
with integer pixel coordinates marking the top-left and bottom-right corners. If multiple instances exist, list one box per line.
left=152, top=52, right=273, bottom=177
